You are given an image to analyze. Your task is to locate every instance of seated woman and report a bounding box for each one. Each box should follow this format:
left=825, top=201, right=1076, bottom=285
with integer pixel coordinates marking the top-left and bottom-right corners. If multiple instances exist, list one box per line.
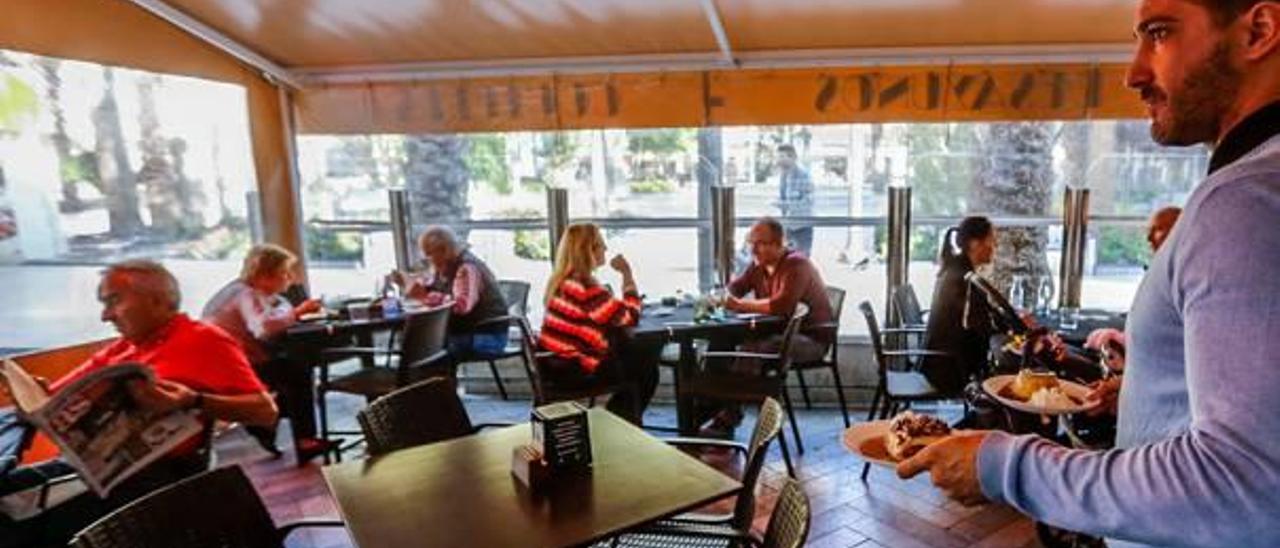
left=537, top=223, right=660, bottom=424
left=390, top=225, right=509, bottom=358
left=920, top=216, right=1002, bottom=395
left=202, top=244, right=332, bottom=462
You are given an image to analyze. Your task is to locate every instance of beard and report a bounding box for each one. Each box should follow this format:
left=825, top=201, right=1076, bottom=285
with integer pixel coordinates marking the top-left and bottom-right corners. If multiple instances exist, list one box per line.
left=1145, top=41, right=1242, bottom=146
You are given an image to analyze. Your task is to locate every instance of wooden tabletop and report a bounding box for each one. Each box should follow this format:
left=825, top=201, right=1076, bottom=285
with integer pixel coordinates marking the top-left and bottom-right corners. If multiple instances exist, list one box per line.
left=323, top=408, right=741, bottom=548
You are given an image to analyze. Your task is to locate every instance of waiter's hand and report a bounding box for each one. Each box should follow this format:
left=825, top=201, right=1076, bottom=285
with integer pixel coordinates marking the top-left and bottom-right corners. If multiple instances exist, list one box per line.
left=128, top=379, right=197, bottom=414
left=897, top=431, right=991, bottom=506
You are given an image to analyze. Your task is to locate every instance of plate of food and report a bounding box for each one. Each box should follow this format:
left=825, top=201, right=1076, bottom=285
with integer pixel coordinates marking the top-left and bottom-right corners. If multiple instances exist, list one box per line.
left=843, top=411, right=952, bottom=468
left=983, top=370, right=1099, bottom=415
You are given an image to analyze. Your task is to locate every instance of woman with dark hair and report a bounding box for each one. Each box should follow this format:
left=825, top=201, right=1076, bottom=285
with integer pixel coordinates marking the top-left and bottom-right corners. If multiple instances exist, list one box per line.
left=919, top=216, right=1000, bottom=395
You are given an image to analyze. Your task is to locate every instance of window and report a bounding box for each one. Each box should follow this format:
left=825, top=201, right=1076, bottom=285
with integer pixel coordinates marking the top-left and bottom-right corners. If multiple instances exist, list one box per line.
left=0, top=49, right=257, bottom=350
left=297, top=119, right=1205, bottom=338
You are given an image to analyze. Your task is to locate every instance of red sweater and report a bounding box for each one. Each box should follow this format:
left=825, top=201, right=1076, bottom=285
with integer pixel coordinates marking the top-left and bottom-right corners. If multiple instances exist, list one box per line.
left=539, top=277, right=641, bottom=373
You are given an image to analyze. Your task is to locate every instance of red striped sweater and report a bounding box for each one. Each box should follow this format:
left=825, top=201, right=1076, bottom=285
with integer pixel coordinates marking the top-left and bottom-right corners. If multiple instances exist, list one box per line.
left=538, top=276, right=641, bottom=373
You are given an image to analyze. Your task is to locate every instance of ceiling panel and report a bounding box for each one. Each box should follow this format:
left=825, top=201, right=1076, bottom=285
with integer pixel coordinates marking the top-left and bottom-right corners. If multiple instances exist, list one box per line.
left=163, top=0, right=718, bottom=67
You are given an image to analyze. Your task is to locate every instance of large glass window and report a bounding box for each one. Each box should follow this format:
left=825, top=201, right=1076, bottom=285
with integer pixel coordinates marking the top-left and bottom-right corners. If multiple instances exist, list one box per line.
left=297, top=119, right=1205, bottom=338
left=0, top=49, right=258, bottom=351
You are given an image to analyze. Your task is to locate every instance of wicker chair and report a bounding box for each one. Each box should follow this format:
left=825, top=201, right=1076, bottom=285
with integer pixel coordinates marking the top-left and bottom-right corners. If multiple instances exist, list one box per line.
left=607, top=477, right=810, bottom=548
left=677, top=307, right=808, bottom=476
left=357, top=377, right=506, bottom=456
left=788, top=286, right=849, bottom=427
left=317, top=305, right=453, bottom=453
left=602, top=398, right=785, bottom=548
left=452, top=279, right=532, bottom=400
left=68, top=466, right=342, bottom=548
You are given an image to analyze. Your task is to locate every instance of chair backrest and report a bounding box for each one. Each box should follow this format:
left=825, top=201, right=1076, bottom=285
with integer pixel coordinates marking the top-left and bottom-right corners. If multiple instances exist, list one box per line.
left=399, top=304, right=451, bottom=371
left=732, top=397, right=785, bottom=529
left=893, top=284, right=925, bottom=327
left=858, top=301, right=889, bottom=380
left=761, top=478, right=811, bottom=548
left=358, top=377, right=475, bottom=456
left=512, top=316, right=548, bottom=403
left=70, top=466, right=281, bottom=548
left=821, top=286, right=846, bottom=359
left=498, top=279, right=531, bottom=318
left=769, top=304, right=810, bottom=377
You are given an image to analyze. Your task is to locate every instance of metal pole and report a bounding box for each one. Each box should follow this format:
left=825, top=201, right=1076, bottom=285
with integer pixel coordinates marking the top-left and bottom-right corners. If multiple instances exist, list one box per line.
left=245, top=191, right=263, bottom=244
left=546, top=186, right=570, bottom=263
left=388, top=189, right=411, bottom=272
left=1059, top=188, right=1090, bottom=308
left=887, top=186, right=912, bottom=327
left=711, top=186, right=736, bottom=286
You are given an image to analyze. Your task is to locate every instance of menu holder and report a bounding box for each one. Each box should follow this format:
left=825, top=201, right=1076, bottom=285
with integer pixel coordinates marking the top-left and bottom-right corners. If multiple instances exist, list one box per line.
left=531, top=402, right=592, bottom=470
left=510, top=444, right=551, bottom=490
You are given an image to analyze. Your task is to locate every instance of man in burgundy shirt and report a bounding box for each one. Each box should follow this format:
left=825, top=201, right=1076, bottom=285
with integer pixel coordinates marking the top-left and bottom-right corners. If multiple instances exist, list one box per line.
left=704, top=217, right=834, bottom=434
left=1, top=260, right=276, bottom=547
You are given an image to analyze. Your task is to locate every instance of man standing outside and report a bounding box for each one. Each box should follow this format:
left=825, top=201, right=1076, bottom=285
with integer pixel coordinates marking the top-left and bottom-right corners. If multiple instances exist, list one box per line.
left=775, top=144, right=814, bottom=257
left=897, top=1, right=1280, bottom=546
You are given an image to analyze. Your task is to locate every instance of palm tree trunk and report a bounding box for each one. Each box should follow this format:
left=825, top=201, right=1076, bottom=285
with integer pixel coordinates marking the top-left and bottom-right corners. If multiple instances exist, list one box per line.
left=403, top=134, right=471, bottom=241
left=94, top=68, right=142, bottom=237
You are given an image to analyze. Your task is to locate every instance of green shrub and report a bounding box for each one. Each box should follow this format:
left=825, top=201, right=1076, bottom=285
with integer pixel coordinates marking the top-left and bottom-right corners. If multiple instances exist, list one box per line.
left=305, top=222, right=363, bottom=262
left=1096, top=226, right=1148, bottom=267
left=628, top=178, right=676, bottom=194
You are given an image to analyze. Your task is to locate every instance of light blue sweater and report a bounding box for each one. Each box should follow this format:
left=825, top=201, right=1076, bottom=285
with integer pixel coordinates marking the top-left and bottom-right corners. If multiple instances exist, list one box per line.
left=977, top=135, right=1280, bottom=548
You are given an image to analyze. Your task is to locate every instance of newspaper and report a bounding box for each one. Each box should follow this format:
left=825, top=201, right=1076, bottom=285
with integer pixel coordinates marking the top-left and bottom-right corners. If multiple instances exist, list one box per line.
left=0, top=359, right=202, bottom=497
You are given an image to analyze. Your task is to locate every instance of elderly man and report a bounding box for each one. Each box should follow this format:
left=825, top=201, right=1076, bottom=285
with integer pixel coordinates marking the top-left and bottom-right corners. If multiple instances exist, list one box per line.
left=899, top=1, right=1280, bottom=546
left=1, top=260, right=276, bottom=547
left=1083, top=206, right=1182, bottom=378
left=391, top=225, right=509, bottom=357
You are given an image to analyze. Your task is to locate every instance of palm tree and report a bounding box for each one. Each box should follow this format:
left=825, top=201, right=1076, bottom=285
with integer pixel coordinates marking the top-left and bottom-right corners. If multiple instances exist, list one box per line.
left=94, top=68, right=142, bottom=237
left=970, top=122, right=1056, bottom=297
left=32, top=58, right=84, bottom=212
left=402, top=134, right=471, bottom=240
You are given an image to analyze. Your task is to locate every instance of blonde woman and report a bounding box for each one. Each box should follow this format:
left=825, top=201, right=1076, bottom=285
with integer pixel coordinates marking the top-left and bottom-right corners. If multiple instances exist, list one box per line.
left=202, top=244, right=331, bottom=462
left=538, top=223, right=660, bottom=423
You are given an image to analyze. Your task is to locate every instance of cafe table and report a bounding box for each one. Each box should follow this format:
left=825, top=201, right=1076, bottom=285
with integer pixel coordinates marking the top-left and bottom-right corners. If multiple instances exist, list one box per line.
left=322, top=408, right=741, bottom=548
left=628, top=305, right=784, bottom=435
left=1033, top=308, right=1127, bottom=346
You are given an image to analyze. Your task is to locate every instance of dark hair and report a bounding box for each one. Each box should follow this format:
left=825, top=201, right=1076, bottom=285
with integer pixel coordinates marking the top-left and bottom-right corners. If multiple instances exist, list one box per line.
left=753, top=216, right=786, bottom=244
left=1190, top=0, right=1269, bottom=27
left=776, top=144, right=797, bottom=157
left=939, top=216, right=994, bottom=267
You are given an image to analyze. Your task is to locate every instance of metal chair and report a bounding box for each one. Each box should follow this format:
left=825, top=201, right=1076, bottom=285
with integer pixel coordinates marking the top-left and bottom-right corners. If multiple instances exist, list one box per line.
left=317, top=305, right=453, bottom=453
left=604, top=398, right=785, bottom=548
left=789, top=286, right=849, bottom=427
left=452, top=280, right=531, bottom=400
left=608, top=476, right=811, bottom=548
left=678, top=306, right=809, bottom=476
left=858, top=301, right=952, bottom=481
left=511, top=316, right=644, bottom=422
left=357, top=377, right=506, bottom=456
left=68, top=466, right=342, bottom=548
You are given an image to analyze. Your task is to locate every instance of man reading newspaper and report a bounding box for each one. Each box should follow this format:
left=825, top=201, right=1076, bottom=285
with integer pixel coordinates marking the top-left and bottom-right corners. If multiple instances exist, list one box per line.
left=0, top=260, right=276, bottom=548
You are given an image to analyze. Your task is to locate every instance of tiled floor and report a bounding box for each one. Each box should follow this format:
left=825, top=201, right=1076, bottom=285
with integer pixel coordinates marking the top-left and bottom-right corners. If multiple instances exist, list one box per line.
left=215, top=389, right=1041, bottom=548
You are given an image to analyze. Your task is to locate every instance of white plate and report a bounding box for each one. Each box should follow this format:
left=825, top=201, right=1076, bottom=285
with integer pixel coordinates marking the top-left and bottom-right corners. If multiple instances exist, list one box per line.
left=842, top=421, right=899, bottom=468
left=982, top=375, right=1099, bottom=415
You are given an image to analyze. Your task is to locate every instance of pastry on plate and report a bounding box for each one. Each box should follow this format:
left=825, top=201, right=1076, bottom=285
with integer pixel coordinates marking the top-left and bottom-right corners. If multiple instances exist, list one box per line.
left=884, top=411, right=951, bottom=461
left=1010, top=369, right=1060, bottom=401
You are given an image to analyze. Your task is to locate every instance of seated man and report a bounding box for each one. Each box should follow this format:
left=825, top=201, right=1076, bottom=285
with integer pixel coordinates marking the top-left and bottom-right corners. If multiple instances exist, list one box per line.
left=710, top=217, right=834, bottom=433
left=0, top=259, right=277, bottom=547
left=390, top=225, right=509, bottom=358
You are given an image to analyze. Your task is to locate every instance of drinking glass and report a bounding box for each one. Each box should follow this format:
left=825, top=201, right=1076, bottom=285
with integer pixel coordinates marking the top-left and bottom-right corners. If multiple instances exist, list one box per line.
left=1036, top=278, right=1055, bottom=315
left=1008, top=275, right=1026, bottom=311
left=1059, top=306, right=1080, bottom=331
